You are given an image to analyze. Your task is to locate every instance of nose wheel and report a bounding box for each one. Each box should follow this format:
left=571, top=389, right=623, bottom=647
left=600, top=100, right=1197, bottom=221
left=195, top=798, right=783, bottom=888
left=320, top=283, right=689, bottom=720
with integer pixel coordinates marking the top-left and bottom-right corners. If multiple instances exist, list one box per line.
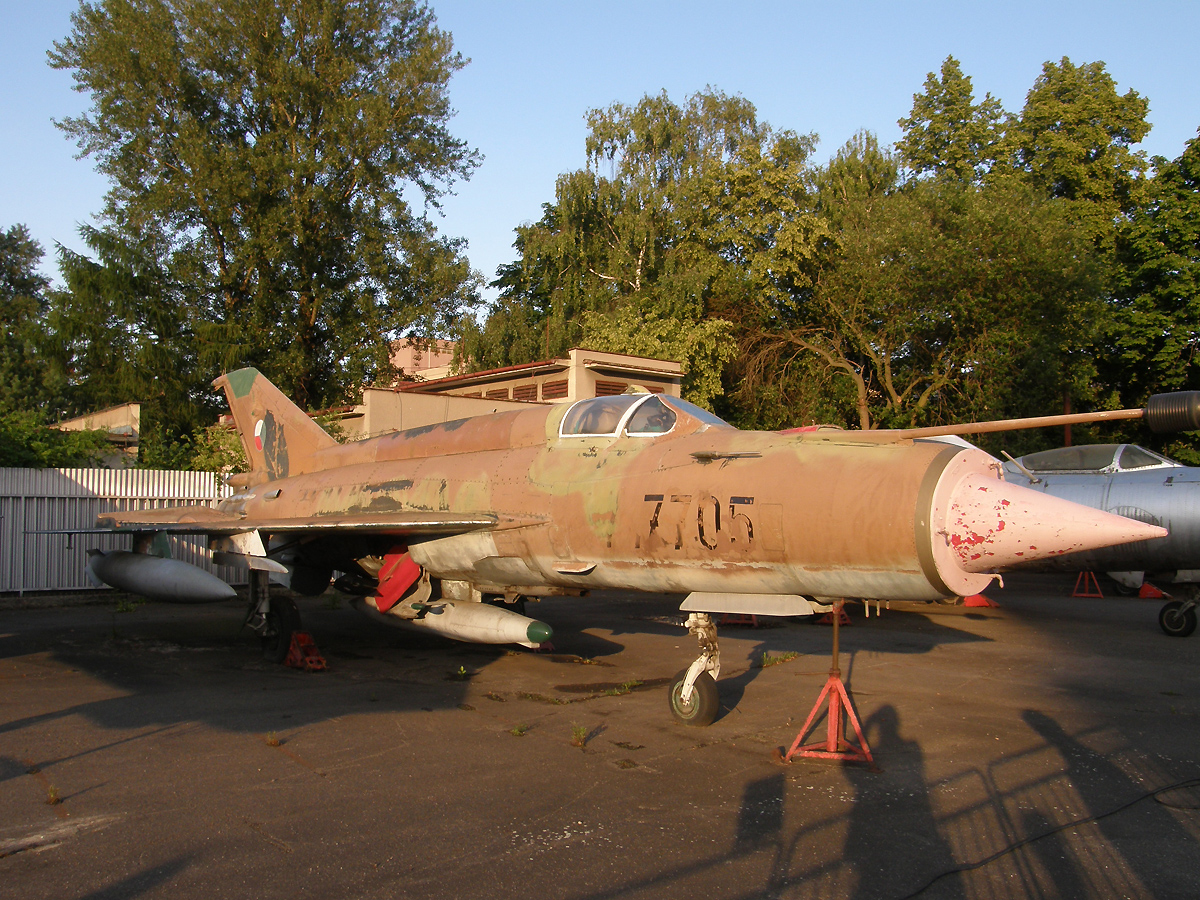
left=1159, top=598, right=1197, bottom=637
left=669, top=613, right=721, bottom=726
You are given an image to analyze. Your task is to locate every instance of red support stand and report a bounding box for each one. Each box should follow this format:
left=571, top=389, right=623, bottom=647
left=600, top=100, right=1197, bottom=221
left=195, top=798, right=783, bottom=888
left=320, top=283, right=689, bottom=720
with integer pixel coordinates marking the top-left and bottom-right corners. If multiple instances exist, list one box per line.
left=1138, top=581, right=1169, bottom=599
left=1072, top=571, right=1104, bottom=598
left=963, top=593, right=998, bottom=608
left=284, top=633, right=327, bottom=671
left=777, top=601, right=875, bottom=767
left=817, top=606, right=852, bottom=626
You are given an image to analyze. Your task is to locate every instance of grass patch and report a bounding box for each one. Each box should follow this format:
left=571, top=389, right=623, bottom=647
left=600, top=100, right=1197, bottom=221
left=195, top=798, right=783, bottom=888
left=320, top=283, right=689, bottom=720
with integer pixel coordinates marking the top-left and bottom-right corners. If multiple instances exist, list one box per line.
left=760, top=651, right=799, bottom=668
left=518, top=691, right=568, bottom=705
left=603, top=680, right=643, bottom=697
left=570, top=725, right=588, bottom=748
left=485, top=692, right=506, bottom=702
left=510, top=724, right=529, bottom=737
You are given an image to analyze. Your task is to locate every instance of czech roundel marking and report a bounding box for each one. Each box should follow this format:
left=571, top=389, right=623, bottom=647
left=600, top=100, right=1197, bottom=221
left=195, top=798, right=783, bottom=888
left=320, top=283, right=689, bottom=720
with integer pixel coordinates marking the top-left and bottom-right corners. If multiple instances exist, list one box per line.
left=254, top=420, right=264, bottom=451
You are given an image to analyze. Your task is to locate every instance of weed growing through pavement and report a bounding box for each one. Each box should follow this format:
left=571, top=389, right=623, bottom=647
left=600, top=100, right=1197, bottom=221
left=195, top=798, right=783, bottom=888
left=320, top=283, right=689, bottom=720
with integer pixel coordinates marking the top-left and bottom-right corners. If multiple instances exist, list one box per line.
left=570, top=725, right=588, bottom=748
left=46, top=785, right=61, bottom=805
left=760, top=651, right=799, bottom=668
left=265, top=732, right=281, bottom=747
left=603, top=680, right=643, bottom=696
left=510, top=724, right=529, bottom=737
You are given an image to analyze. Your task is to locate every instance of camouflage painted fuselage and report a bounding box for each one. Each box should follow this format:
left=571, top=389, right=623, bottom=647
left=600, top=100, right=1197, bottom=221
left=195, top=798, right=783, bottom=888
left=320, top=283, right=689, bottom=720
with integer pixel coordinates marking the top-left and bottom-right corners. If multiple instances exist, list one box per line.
left=218, top=399, right=981, bottom=602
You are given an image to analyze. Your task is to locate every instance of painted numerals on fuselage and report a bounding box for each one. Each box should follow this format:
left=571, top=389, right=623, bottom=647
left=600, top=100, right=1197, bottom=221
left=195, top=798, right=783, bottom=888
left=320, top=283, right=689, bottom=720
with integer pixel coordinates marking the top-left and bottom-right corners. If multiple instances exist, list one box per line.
left=643, top=493, right=757, bottom=552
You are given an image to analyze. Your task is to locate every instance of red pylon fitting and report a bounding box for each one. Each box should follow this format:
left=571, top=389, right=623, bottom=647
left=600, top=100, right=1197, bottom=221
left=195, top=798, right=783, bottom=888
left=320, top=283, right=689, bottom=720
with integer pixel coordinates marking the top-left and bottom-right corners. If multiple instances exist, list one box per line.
left=1072, top=572, right=1104, bottom=598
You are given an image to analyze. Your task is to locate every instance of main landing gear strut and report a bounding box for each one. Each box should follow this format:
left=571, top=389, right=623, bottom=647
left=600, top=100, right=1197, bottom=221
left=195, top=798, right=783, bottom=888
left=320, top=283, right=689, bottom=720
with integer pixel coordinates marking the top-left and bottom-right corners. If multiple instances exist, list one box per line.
left=244, top=570, right=300, bottom=663
left=668, top=613, right=721, bottom=727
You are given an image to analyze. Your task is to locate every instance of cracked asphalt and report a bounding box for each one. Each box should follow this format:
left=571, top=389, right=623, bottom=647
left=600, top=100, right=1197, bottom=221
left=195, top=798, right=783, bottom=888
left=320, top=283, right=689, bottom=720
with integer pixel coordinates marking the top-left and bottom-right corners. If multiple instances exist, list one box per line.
left=2, top=574, right=1199, bottom=899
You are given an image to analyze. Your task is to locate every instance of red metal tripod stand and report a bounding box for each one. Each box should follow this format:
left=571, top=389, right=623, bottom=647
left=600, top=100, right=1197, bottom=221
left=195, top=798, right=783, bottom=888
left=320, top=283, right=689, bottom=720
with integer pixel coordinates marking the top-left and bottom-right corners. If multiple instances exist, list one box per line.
left=778, top=601, right=874, bottom=766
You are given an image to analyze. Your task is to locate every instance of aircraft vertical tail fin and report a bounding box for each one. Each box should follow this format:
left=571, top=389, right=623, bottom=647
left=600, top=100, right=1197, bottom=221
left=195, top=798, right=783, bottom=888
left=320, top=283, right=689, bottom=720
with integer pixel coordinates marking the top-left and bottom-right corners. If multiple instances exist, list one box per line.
left=214, top=368, right=338, bottom=481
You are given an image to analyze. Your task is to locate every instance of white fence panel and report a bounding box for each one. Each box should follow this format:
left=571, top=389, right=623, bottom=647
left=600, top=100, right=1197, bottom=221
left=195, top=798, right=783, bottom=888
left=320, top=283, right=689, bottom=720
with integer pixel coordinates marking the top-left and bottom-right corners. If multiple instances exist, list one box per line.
left=0, top=468, right=235, bottom=594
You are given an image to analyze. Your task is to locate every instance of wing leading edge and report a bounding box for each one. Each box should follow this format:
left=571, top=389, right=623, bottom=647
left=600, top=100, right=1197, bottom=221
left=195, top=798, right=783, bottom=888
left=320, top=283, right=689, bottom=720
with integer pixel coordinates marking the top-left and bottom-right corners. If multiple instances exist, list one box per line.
left=95, top=506, right=534, bottom=536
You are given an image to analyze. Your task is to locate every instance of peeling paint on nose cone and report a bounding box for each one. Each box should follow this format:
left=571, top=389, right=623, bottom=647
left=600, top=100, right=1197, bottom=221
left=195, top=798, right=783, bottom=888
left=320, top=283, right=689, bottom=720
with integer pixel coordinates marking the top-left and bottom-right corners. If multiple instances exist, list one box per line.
left=918, top=447, right=1169, bottom=597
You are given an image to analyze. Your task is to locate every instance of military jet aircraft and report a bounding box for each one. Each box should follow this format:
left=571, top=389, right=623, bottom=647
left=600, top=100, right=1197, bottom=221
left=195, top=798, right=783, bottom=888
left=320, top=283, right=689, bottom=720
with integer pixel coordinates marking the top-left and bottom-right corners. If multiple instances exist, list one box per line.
left=87, top=369, right=1192, bottom=725
left=1002, top=443, right=1200, bottom=637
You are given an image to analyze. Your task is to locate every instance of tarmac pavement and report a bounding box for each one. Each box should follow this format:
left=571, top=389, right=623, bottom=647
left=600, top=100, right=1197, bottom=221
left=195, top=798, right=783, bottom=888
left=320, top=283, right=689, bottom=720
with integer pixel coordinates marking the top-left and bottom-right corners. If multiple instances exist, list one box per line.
left=1, top=575, right=1199, bottom=899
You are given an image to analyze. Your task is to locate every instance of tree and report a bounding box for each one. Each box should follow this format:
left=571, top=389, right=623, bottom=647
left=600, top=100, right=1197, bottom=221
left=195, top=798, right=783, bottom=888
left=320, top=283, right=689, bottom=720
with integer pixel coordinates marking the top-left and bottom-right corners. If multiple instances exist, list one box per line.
left=897, top=55, right=1005, bottom=182
left=0, top=410, right=112, bottom=468
left=1101, top=130, right=1200, bottom=460
left=998, top=58, right=1150, bottom=235
left=742, top=149, right=1104, bottom=439
left=41, top=226, right=213, bottom=466
left=50, top=0, right=479, bottom=411
left=460, top=89, right=825, bottom=410
left=0, top=225, right=51, bottom=414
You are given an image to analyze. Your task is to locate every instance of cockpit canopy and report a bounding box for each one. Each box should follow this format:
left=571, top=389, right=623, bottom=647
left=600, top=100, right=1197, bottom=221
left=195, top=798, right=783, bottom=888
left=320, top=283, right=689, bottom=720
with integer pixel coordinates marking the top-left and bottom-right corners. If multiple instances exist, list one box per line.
left=1013, top=443, right=1183, bottom=474
left=559, top=393, right=730, bottom=438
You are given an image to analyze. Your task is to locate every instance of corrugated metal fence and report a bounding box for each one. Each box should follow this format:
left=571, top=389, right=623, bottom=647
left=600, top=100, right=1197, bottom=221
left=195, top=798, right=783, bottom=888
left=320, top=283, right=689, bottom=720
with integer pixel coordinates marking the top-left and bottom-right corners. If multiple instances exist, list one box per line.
left=0, top=468, right=235, bottom=594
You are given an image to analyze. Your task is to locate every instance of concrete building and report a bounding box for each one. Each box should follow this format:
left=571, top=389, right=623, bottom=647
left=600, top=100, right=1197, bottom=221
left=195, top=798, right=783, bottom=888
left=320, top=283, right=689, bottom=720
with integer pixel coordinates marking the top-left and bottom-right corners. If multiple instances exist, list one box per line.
left=389, top=338, right=456, bottom=380
left=399, top=348, right=682, bottom=403
left=55, top=402, right=141, bottom=468
left=335, top=348, right=684, bottom=441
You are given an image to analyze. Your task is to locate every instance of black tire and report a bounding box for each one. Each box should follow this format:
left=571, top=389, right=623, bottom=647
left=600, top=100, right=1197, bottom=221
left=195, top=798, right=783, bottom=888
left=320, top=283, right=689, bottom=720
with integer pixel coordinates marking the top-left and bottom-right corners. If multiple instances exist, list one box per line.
left=289, top=565, right=333, bottom=597
left=1158, top=601, right=1197, bottom=638
left=668, top=668, right=719, bottom=727
left=261, top=596, right=301, bottom=662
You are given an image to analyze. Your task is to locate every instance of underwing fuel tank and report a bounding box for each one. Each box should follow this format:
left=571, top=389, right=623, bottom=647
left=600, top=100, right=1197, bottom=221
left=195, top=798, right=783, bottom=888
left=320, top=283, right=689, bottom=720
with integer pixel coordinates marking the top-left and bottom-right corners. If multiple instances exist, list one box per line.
left=350, top=596, right=553, bottom=648
left=86, top=549, right=237, bottom=603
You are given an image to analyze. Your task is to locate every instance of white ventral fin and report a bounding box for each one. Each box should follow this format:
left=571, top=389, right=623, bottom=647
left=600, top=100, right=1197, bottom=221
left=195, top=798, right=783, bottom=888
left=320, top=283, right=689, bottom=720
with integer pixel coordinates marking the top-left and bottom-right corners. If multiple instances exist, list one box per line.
left=680, top=593, right=814, bottom=617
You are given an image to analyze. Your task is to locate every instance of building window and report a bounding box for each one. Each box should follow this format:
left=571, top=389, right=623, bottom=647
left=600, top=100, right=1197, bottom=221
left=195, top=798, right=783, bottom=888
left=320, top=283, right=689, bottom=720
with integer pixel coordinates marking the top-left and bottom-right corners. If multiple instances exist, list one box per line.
left=485, top=388, right=509, bottom=400
left=542, top=380, right=568, bottom=400
left=512, top=384, right=537, bottom=402
left=594, top=380, right=627, bottom=397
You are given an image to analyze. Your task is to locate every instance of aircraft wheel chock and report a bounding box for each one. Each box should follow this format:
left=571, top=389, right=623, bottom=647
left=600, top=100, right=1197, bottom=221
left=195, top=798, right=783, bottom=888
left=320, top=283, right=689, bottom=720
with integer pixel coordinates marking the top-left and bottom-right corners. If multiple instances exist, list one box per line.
left=1159, top=601, right=1197, bottom=638
left=262, top=596, right=301, bottom=662
left=669, top=668, right=719, bottom=727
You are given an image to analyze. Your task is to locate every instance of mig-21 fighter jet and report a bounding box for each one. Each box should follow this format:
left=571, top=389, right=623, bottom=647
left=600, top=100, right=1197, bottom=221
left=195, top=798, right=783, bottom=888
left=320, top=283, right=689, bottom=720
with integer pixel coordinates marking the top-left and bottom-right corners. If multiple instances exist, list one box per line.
left=87, top=369, right=1194, bottom=725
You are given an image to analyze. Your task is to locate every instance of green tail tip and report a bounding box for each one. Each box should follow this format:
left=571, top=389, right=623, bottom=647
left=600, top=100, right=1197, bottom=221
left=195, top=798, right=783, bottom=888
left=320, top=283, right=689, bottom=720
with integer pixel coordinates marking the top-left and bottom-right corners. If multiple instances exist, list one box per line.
left=526, top=620, right=553, bottom=645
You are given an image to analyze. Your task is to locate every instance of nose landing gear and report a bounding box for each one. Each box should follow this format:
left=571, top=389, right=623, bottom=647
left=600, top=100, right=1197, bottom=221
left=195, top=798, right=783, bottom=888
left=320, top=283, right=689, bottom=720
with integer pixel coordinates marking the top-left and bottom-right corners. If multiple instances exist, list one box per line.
left=668, top=613, right=721, bottom=727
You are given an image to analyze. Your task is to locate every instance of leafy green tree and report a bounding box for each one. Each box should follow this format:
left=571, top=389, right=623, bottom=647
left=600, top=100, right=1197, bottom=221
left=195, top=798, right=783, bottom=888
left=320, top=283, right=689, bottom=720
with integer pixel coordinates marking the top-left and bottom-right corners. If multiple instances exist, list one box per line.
left=897, top=56, right=1005, bottom=182
left=50, top=0, right=479, bottom=411
left=998, top=58, right=1150, bottom=237
left=1099, top=129, right=1200, bottom=460
left=744, top=147, right=1103, bottom=437
left=0, top=410, right=111, bottom=468
left=0, top=225, right=51, bottom=414
left=461, top=89, right=825, bottom=409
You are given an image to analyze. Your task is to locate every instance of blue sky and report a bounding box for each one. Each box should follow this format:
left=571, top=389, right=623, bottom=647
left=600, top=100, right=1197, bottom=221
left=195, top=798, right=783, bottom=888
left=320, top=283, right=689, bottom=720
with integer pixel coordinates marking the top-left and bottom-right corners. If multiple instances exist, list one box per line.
left=3, top=1, right=1198, bottom=302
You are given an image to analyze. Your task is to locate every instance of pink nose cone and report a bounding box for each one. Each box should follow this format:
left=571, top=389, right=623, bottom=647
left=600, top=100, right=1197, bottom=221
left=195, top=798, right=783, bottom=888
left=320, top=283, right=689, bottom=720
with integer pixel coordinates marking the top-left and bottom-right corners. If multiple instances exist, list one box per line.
left=945, top=474, right=1168, bottom=573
